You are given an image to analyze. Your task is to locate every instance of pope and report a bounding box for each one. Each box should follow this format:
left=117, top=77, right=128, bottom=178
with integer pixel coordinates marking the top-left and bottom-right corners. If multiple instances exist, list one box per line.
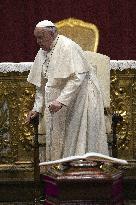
left=26, top=20, right=109, bottom=162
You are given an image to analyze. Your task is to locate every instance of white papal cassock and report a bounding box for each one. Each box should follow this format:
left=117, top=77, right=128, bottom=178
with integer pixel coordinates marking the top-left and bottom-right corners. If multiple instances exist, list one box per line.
left=27, top=35, right=109, bottom=161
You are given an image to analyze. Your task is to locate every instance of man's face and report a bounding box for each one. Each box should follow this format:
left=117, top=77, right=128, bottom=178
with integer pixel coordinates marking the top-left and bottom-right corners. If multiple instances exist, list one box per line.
left=34, top=28, right=53, bottom=51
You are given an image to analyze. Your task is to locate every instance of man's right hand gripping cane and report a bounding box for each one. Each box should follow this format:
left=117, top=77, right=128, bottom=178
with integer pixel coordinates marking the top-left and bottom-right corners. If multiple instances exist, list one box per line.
left=25, top=110, right=39, bottom=124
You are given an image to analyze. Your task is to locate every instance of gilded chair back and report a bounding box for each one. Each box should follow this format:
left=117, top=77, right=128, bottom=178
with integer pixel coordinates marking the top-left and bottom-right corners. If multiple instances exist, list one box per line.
left=56, top=18, right=99, bottom=52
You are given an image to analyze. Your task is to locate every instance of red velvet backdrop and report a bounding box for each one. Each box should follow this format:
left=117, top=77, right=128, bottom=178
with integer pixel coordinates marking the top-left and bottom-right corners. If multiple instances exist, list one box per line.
left=0, top=0, right=136, bottom=62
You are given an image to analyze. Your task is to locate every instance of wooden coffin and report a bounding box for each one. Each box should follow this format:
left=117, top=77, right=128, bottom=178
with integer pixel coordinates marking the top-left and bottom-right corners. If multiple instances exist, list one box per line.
left=41, top=161, right=124, bottom=205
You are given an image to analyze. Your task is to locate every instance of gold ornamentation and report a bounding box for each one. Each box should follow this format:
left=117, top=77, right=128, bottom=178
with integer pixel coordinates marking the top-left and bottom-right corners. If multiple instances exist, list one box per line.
left=110, top=69, right=136, bottom=160
left=0, top=71, right=35, bottom=164
left=1, top=65, right=136, bottom=177
left=56, top=18, right=99, bottom=52
left=1, top=70, right=136, bottom=164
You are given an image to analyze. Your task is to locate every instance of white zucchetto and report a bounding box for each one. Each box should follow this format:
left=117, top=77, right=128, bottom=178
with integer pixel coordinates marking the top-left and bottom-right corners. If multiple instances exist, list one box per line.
left=36, top=20, right=55, bottom=28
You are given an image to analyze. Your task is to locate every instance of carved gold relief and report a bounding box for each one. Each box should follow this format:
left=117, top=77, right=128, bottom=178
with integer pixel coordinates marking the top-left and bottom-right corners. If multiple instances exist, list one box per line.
left=110, top=69, right=136, bottom=160
left=1, top=69, right=136, bottom=162
left=0, top=72, right=35, bottom=164
left=0, top=68, right=136, bottom=177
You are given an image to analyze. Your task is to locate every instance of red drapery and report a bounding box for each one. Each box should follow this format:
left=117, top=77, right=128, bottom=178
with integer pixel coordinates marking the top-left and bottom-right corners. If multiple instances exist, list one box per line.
left=0, top=0, right=135, bottom=62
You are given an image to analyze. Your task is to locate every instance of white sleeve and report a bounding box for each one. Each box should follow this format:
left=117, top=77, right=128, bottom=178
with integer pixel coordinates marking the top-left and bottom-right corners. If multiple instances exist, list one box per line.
left=32, top=86, right=44, bottom=113
left=57, top=73, right=86, bottom=106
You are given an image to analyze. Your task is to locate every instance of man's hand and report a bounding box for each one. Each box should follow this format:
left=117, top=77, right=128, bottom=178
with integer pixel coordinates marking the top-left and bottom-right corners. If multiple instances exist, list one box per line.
left=25, top=110, right=39, bottom=124
left=49, top=100, right=63, bottom=113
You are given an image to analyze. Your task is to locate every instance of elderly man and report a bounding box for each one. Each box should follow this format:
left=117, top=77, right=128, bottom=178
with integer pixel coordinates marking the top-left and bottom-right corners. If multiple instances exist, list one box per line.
left=26, top=20, right=109, bottom=162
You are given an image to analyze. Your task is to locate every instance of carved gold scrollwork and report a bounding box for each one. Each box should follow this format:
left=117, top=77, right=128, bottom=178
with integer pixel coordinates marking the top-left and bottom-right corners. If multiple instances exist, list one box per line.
left=0, top=72, right=35, bottom=164
left=0, top=68, right=136, bottom=176
left=110, top=69, right=136, bottom=160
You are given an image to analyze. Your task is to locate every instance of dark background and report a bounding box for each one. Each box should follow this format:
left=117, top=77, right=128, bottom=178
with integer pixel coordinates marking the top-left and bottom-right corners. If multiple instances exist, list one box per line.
left=0, top=0, right=135, bottom=62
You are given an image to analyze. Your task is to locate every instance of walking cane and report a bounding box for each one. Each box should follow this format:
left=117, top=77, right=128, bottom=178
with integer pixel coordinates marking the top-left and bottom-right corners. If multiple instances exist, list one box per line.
left=112, top=113, right=123, bottom=158
left=30, top=115, right=40, bottom=205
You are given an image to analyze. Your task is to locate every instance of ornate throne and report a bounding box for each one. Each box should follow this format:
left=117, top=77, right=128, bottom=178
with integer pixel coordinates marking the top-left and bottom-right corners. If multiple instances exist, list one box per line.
left=56, top=18, right=99, bottom=52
